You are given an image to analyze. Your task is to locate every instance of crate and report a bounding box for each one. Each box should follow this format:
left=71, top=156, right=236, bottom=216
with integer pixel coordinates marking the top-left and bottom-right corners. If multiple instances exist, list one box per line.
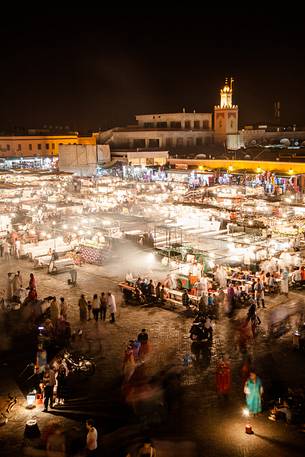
left=36, top=393, right=43, bottom=405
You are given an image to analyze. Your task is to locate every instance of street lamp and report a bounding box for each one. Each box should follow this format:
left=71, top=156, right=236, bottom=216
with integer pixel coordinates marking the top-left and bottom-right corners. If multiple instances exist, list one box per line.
left=242, top=408, right=253, bottom=434
left=26, top=390, right=36, bottom=409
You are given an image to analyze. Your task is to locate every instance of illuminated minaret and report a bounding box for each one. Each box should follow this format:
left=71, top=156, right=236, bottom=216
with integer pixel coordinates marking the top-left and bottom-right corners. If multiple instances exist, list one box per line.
left=214, top=77, right=239, bottom=149
left=220, top=77, right=233, bottom=108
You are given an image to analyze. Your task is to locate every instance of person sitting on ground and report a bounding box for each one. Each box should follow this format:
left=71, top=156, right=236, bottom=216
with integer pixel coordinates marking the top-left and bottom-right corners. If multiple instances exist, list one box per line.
left=269, top=400, right=292, bottom=424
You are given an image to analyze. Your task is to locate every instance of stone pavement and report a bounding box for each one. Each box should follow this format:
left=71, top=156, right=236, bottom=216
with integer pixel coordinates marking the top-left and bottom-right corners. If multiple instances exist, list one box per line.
left=1, top=256, right=305, bottom=455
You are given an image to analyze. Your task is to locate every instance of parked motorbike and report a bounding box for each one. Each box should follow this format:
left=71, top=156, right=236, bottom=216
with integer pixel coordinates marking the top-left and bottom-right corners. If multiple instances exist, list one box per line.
left=63, top=351, right=95, bottom=376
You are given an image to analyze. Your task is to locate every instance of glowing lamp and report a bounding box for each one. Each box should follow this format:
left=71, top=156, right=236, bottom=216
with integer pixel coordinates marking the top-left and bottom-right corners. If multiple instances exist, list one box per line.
left=198, top=165, right=204, bottom=171
left=242, top=408, right=253, bottom=434
left=288, top=169, right=294, bottom=175
left=245, top=423, right=253, bottom=434
left=228, top=165, right=234, bottom=172
left=26, top=391, right=36, bottom=409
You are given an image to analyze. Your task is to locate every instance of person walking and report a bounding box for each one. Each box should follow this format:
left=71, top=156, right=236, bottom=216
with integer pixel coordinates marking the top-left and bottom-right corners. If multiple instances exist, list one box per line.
left=122, top=342, right=137, bottom=383
left=50, top=297, right=60, bottom=326
left=280, top=268, right=289, bottom=297
left=100, top=292, right=107, bottom=321
left=216, top=356, right=231, bottom=398
left=92, top=294, right=99, bottom=322
left=41, top=364, right=56, bottom=412
left=147, top=279, right=155, bottom=303
left=55, top=358, right=69, bottom=406
left=182, top=289, right=190, bottom=308
left=160, top=285, right=166, bottom=304
left=3, top=240, right=10, bottom=261
left=107, top=292, right=117, bottom=323
left=46, top=424, right=66, bottom=457
left=16, top=270, right=23, bottom=288
left=15, top=239, right=21, bottom=259
left=29, top=272, right=36, bottom=291
left=254, top=278, right=265, bottom=308
left=78, top=294, right=88, bottom=322
left=155, top=282, right=161, bottom=302
left=6, top=273, right=14, bottom=301
left=244, top=371, right=264, bottom=416
left=85, top=418, right=98, bottom=456
left=59, top=297, right=68, bottom=320
left=138, top=328, right=149, bottom=362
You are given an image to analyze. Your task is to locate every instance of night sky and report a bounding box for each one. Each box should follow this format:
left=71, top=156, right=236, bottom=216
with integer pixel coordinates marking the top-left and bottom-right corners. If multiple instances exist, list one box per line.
left=1, top=11, right=305, bottom=133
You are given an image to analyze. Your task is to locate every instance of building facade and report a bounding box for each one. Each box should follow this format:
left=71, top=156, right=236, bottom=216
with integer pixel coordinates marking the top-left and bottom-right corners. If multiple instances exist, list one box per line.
left=0, top=134, right=96, bottom=158
left=95, top=79, right=305, bottom=156
left=95, top=79, right=240, bottom=154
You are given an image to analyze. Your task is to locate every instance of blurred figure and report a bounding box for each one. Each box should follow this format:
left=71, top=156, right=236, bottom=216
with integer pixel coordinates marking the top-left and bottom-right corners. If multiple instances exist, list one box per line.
left=60, top=297, right=68, bottom=320
left=6, top=273, right=13, bottom=300
left=29, top=272, right=36, bottom=291
left=50, top=297, right=60, bottom=326
left=216, top=356, right=231, bottom=397
left=54, top=358, right=69, bottom=406
left=100, top=292, right=107, bottom=321
left=241, top=355, right=252, bottom=387
left=41, top=364, right=56, bottom=412
left=281, top=268, right=289, bottom=297
left=136, top=439, right=156, bottom=457
left=108, top=292, right=117, bottom=323
left=244, top=371, right=263, bottom=416
left=92, top=294, right=99, bottom=322
left=132, top=339, right=141, bottom=362
left=182, top=289, right=190, bottom=308
left=3, top=240, right=10, bottom=261
left=46, top=423, right=66, bottom=457
left=138, top=329, right=149, bottom=362
left=123, top=343, right=136, bottom=383
left=78, top=294, right=88, bottom=322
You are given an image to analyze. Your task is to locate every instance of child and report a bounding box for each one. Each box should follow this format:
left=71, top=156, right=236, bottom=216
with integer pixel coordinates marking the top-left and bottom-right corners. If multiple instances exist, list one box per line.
left=208, top=293, right=214, bottom=306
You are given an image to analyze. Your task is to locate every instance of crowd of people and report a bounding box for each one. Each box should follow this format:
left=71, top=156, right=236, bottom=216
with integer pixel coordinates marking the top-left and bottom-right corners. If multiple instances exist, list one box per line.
left=78, top=291, right=117, bottom=323
left=2, top=236, right=305, bottom=455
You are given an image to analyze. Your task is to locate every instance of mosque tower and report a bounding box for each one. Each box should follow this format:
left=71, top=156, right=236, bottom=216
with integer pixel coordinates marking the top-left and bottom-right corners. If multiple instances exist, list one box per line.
left=214, top=77, right=240, bottom=149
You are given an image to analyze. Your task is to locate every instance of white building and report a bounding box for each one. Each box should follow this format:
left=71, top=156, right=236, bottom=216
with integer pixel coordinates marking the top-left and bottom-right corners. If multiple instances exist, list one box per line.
left=95, top=78, right=240, bottom=153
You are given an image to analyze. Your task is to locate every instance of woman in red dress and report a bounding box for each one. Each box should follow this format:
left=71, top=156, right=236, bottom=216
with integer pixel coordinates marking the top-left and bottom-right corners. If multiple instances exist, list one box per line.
left=216, top=357, right=231, bottom=397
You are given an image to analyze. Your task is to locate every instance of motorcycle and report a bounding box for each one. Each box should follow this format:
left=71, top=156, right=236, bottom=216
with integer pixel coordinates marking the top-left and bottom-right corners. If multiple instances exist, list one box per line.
left=63, top=351, right=95, bottom=377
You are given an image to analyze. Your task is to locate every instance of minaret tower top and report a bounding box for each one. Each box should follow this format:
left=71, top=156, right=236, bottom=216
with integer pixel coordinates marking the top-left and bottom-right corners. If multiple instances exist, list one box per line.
left=220, top=77, right=234, bottom=108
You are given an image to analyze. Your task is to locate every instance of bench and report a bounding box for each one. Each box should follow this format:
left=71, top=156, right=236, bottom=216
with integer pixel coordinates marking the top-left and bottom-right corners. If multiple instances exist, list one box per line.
left=118, top=282, right=136, bottom=292
left=165, top=298, right=182, bottom=310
